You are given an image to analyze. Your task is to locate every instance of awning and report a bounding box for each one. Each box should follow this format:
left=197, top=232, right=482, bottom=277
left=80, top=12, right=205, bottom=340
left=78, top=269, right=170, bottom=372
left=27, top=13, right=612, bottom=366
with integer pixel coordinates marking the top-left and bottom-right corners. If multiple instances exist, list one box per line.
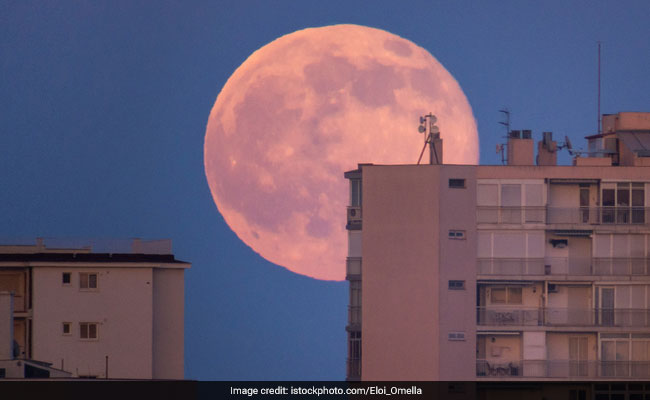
left=548, top=178, right=599, bottom=185
left=548, top=229, right=593, bottom=237
left=477, top=331, right=521, bottom=336
left=477, top=281, right=537, bottom=286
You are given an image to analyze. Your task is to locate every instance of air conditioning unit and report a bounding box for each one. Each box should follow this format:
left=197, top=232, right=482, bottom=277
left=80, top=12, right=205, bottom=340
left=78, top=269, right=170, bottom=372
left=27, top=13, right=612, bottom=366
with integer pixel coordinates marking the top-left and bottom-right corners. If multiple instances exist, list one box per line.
left=347, top=206, right=362, bottom=222
left=548, top=284, right=558, bottom=293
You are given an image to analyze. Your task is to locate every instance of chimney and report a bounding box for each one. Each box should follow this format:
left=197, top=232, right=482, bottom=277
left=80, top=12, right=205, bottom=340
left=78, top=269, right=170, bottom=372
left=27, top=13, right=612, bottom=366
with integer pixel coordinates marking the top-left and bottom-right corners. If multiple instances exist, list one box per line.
left=507, top=129, right=534, bottom=165
left=537, top=131, right=557, bottom=166
left=0, top=291, right=14, bottom=360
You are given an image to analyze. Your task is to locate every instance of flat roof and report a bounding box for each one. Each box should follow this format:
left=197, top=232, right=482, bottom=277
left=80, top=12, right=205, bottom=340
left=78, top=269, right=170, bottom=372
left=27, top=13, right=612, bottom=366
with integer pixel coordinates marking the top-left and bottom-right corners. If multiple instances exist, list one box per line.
left=0, top=252, right=189, bottom=264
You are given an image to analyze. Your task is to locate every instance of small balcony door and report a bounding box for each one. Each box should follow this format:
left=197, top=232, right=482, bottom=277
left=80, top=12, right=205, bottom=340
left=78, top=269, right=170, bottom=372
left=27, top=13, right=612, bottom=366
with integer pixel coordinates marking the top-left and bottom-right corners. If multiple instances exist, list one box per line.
left=569, top=337, right=588, bottom=376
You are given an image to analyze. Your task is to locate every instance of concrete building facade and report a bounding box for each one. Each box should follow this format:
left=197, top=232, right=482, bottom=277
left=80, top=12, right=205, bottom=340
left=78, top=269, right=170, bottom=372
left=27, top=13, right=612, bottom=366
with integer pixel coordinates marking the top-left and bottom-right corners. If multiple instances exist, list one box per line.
left=345, top=112, right=650, bottom=381
left=0, top=238, right=189, bottom=379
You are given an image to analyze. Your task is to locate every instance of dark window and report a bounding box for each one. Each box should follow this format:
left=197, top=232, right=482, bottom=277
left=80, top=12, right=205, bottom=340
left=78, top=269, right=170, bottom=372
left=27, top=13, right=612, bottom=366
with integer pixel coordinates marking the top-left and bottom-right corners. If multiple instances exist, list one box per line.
left=80, top=323, right=98, bottom=339
left=80, top=273, right=98, bottom=289
left=448, top=230, right=466, bottom=239
left=449, top=280, right=465, bottom=290
left=449, top=179, right=465, bottom=188
left=62, top=322, right=71, bottom=335
left=0, top=368, right=5, bottom=378
left=62, top=272, right=71, bottom=285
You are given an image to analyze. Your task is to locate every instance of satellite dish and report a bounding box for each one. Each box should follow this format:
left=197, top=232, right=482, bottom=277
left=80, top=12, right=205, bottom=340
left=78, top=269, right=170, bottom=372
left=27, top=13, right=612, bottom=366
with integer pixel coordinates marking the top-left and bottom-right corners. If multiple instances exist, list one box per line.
left=418, top=125, right=426, bottom=133
left=430, top=126, right=440, bottom=134
left=419, top=116, right=426, bottom=124
left=429, top=115, right=437, bottom=124
left=565, top=136, right=573, bottom=150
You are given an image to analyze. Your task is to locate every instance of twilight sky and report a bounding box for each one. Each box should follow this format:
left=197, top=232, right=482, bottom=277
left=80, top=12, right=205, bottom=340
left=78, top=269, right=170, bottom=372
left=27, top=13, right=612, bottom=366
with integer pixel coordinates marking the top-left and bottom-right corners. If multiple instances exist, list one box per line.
left=1, top=1, right=649, bottom=380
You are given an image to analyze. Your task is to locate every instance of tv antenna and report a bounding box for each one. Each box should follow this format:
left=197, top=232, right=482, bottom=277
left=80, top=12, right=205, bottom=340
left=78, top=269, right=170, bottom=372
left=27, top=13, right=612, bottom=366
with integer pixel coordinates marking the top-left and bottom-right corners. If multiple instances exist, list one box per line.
left=597, top=41, right=602, bottom=135
left=417, top=113, right=440, bottom=165
left=556, top=135, right=581, bottom=156
left=496, top=108, right=511, bottom=164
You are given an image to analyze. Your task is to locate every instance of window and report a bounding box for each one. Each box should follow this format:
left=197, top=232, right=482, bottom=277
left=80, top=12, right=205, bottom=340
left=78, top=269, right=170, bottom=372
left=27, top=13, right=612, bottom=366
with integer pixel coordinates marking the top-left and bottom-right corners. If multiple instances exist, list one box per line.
left=601, top=182, right=646, bottom=224
left=449, top=179, right=465, bottom=188
left=62, top=322, right=71, bottom=335
left=350, top=179, right=362, bottom=207
left=62, top=272, right=71, bottom=285
left=80, top=323, right=98, bottom=340
left=490, top=287, right=522, bottom=304
left=448, top=230, right=466, bottom=240
left=448, top=332, right=466, bottom=341
left=79, top=273, right=98, bottom=290
left=449, top=280, right=465, bottom=290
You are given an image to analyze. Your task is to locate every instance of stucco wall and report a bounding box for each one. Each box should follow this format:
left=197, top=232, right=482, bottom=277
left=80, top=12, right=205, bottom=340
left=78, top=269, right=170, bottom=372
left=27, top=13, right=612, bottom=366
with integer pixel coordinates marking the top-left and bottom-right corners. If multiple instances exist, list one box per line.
left=32, top=266, right=153, bottom=378
left=362, top=165, right=440, bottom=380
left=152, top=268, right=185, bottom=379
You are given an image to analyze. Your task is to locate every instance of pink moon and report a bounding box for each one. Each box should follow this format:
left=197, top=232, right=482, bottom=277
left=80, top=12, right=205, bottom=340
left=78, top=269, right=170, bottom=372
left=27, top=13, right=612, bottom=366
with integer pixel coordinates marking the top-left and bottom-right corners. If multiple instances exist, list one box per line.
left=205, top=24, right=478, bottom=281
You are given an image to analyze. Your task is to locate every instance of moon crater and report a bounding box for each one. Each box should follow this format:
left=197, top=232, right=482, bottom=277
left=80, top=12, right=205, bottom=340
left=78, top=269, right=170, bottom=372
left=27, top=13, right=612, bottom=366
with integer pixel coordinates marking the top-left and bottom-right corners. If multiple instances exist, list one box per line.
left=205, top=24, right=478, bottom=281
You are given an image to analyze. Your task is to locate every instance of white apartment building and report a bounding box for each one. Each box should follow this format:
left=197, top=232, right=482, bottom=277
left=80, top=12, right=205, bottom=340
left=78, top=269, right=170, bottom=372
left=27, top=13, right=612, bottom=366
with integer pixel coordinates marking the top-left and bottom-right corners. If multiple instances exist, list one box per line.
left=0, top=238, right=189, bottom=379
left=345, top=112, right=650, bottom=381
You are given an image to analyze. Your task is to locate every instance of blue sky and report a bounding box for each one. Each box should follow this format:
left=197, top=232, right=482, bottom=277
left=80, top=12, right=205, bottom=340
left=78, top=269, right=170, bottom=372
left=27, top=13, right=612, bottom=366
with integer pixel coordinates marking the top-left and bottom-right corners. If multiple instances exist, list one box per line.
left=1, top=1, right=649, bottom=380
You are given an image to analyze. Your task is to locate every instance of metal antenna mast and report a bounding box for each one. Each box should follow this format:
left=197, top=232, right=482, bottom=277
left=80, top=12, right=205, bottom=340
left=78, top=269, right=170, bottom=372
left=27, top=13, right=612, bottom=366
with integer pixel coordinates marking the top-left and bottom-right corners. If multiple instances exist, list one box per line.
left=497, top=109, right=511, bottom=165
left=417, top=113, right=440, bottom=165
left=598, top=41, right=602, bottom=135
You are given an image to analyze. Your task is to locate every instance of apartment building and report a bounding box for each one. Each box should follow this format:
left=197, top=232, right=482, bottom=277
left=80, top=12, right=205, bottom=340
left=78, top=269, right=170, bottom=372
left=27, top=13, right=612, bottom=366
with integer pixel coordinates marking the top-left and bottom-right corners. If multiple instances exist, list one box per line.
left=0, top=238, right=190, bottom=379
left=345, top=112, right=650, bottom=381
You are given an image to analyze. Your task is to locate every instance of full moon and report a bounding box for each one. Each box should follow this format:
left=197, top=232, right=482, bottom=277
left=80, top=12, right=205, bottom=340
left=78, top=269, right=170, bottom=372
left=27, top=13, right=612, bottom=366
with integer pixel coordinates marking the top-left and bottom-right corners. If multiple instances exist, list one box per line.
left=205, top=24, right=478, bottom=281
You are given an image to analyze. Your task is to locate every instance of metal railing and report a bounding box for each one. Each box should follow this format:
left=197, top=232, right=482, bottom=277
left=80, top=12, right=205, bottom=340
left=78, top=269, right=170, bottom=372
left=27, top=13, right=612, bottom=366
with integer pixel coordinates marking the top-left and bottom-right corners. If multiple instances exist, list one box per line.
left=477, top=307, right=650, bottom=327
left=346, top=358, right=361, bottom=381
left=477, top=360, right=650, bottom=378
left=477, top=206, right=649, bottom=225
left=477, top=257, right=650, bottom=276
left=477, top=207, right=546, bottom=224
left=547, top=207, right=648, bottom=225
left=348, top=306, right=361, bottom=326
left=593, top=257, right=650, bottom=275
left=477, top=258, right=545, bottom=275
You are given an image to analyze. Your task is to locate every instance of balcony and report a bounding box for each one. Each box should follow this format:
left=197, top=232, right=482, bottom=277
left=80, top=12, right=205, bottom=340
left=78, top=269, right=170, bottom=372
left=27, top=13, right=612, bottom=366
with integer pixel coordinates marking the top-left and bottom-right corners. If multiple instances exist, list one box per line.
left=477, top=360, right=650, bottom=378
left=477, top=206, right=649, bottom=225
left=346, top=257, right=361, bottom=278
left=477, top=307, right=650, bottom=327
left=348, top=305, right=361, bottom=327
left=548, top=207, right=648, bottom=225
left=478, top=257, right=650, bottom=276
left=477, top=206, right=546, bottom=224
left=346, top=206, right=362, bottom=230
left=346, top=357, right=361, bottom=381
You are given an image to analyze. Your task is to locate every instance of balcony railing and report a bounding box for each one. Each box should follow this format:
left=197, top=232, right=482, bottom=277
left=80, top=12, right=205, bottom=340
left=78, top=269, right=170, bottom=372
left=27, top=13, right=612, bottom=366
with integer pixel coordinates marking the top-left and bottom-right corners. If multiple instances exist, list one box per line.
left=477, top=206, right=546, bottom=224
left=478, top=257, right=650, bottom=276
left=477, top=307, right=650, bottom=327
left=346, top=357, right=361, bottom=381
left=477, top=206, right=649, bottom=225
left=348, top=305, right=361, bottom=326
left=478, top=258, right=545, bottom=275
left=477, top=360, right=650, bottom=378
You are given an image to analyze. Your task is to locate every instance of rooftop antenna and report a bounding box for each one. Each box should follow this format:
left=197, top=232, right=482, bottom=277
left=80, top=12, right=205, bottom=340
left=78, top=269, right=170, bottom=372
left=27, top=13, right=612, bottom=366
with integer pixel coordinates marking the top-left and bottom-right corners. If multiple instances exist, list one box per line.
left=497, top=108, right=511, bottom=164
left=597, top=41, right=602, bottom=135
left=417, top=113, right=440, bottom=165
left=556, top=135, right=582, bottom=157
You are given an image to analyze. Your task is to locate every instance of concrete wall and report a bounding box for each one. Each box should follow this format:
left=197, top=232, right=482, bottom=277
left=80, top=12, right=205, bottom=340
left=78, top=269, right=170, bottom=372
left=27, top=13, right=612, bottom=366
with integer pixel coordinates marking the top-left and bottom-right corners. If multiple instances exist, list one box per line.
left=362, top=165, right=440, bottom=380
left=438, top=166, right=477, bottom=379
left=152, top=268, right=185, bottom=379
left=32, top=267, right=153, bottom=378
